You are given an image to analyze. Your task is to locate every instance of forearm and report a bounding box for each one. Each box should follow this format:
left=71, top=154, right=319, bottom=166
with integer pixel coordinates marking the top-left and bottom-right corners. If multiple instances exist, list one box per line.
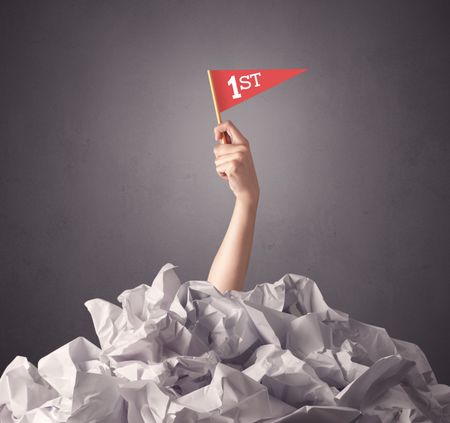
left=207, top=195, right=258, bottom=293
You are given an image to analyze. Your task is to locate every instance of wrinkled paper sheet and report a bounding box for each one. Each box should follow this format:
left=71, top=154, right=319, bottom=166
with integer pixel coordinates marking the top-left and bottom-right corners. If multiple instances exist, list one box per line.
left=1, top=263, right=449, bottom=422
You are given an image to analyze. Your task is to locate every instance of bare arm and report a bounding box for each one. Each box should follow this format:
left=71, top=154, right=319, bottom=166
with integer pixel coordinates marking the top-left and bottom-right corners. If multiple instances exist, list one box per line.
left=207, top=120, right=260, bottom=293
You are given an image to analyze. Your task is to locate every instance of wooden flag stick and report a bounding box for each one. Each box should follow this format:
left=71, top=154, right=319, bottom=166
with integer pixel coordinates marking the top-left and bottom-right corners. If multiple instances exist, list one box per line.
left=207, top=70, right=221, bottom=124
left=207, top=69, right=228, bottom=144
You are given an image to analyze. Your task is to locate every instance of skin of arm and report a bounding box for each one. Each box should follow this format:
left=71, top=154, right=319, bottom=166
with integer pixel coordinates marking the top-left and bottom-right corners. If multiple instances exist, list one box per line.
left=207, top=120, right=260, bottom=293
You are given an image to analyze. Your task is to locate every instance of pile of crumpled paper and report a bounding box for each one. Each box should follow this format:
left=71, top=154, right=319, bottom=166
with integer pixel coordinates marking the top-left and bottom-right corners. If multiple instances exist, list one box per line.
left=1, top=262, right=449, bottom=422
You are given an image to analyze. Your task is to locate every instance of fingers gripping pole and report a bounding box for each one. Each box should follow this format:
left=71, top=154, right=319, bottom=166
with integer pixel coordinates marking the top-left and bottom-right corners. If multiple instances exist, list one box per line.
left=207, top=70, right=227, bottom=144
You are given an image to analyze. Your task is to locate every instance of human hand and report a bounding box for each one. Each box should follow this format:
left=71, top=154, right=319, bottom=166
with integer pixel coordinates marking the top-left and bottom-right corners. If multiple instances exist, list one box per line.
left=213, top=120, right=260, bottom=205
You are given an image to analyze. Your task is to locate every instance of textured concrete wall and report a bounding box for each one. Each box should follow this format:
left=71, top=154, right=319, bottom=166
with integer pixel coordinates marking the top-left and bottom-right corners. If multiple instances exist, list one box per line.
left=1, top=0, right=449, bottom=383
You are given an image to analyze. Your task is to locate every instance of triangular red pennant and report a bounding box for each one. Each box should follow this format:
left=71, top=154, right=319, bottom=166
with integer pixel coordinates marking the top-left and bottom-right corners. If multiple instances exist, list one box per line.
left=208, top=68, right=307, bottom=112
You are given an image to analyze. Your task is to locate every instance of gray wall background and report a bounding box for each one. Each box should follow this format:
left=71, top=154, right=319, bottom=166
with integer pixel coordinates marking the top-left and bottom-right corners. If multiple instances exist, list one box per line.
left=1, top=0, right=449, bottom=383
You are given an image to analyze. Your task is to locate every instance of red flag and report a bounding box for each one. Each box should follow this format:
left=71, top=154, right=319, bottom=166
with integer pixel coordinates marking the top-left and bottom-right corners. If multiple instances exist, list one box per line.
left=208, top=68, right=307, bottom=113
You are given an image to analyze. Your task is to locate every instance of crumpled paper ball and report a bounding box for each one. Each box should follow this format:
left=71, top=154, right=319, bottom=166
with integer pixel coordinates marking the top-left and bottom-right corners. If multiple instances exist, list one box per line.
left=1, top=262, right=449, bottom=422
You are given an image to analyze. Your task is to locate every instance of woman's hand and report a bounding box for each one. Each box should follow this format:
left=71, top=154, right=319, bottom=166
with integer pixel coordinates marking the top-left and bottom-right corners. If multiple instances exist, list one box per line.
left=213, top=120, right=260, bottom=205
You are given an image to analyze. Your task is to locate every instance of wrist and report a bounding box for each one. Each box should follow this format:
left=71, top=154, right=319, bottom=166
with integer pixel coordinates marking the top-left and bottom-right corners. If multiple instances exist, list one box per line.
left=235, top=192, right=259, bottom=210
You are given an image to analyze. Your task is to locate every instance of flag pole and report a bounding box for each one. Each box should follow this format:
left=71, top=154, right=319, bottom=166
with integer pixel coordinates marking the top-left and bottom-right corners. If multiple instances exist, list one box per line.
left=207, top=70, right=227, bottom=144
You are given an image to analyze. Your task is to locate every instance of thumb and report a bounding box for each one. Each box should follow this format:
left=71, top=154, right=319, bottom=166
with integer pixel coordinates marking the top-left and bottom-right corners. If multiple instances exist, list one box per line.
left=214, top=120, right=248, bottom=145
